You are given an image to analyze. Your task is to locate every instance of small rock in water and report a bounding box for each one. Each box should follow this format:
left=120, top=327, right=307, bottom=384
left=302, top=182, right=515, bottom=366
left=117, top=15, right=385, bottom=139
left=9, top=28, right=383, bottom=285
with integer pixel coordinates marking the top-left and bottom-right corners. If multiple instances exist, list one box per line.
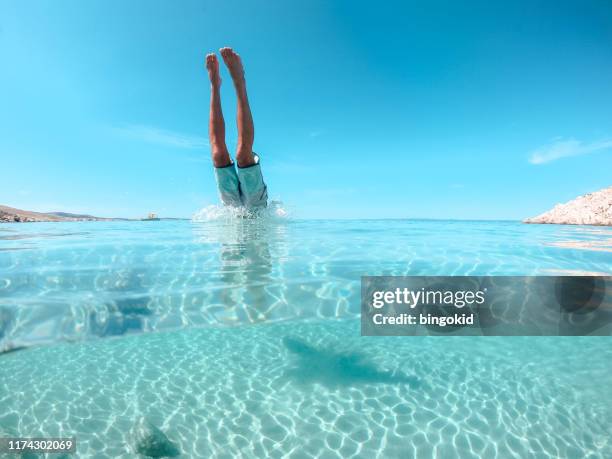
left=132, top=418, right=180, bottom=458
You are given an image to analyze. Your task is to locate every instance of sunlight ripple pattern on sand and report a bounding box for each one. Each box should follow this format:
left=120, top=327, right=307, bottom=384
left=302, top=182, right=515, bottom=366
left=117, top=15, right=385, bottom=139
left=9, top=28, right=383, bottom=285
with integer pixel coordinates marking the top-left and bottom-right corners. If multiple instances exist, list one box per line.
left=1, top=321, right=611, bottom=458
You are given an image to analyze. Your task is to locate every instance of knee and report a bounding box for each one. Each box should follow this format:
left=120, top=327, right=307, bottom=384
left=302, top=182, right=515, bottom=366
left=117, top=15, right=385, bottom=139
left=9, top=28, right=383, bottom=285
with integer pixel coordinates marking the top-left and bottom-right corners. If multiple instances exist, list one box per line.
left=212, top=150, right=231, bottom=168
left=235, top=151, right=255, bottom=168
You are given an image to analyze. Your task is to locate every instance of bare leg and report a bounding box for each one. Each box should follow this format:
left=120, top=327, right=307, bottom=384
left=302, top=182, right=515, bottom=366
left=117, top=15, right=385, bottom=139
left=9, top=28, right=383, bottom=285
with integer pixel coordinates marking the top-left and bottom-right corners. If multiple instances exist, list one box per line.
left=206, top=53, right=231, bottom=167
left=220, top=47, right=255, bottom=167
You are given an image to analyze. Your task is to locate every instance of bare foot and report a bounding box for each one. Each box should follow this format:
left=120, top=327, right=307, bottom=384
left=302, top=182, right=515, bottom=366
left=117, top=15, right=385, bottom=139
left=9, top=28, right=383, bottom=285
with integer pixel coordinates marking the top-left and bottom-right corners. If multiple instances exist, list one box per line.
left=219, top=47, right=245, bottom=86
left=206, top=53, right=221, bottom=87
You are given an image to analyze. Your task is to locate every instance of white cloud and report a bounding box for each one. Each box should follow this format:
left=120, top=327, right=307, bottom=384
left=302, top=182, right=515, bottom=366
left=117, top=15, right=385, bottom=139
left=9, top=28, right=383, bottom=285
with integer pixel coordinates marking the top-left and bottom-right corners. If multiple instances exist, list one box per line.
left=529, top=138, right=612, bottom=165
left=113, top=124, right=208, bottom=149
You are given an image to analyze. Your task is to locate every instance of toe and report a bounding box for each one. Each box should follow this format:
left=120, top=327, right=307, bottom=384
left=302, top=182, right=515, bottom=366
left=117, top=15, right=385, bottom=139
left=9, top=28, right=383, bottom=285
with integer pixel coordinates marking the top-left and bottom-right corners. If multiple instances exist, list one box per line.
left=222, top=47, right=237, bottom=60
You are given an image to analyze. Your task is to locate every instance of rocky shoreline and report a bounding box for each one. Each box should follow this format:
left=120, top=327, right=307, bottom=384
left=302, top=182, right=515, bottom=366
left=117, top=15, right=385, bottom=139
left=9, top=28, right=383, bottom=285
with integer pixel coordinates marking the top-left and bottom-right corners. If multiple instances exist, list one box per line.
left=524, top=186, right=612, bottom=226
left=0, top=205, right=113, bottom=223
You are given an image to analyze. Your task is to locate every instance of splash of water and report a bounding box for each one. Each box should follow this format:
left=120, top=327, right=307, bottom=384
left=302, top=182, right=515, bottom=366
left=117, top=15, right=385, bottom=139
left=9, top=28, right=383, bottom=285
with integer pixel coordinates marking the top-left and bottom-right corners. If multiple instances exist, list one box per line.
left=191, top=200, right=290, bottom=222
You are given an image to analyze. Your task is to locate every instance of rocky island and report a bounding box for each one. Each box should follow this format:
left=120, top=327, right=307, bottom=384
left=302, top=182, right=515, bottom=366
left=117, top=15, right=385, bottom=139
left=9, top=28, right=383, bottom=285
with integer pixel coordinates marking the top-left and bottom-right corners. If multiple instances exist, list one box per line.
left=524, top=186, right=612, bottom=226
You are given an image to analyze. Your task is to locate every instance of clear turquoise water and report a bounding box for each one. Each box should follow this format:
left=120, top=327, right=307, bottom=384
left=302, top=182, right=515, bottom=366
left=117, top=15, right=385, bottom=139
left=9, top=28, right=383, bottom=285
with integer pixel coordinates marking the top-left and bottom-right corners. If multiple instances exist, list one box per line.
left=0, top=219, right=611, bottom=458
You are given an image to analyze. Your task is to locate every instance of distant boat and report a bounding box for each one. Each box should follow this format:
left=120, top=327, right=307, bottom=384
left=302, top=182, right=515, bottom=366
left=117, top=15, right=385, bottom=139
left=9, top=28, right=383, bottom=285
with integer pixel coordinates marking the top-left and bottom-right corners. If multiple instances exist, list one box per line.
left=142, top=212, right=160, bottom=221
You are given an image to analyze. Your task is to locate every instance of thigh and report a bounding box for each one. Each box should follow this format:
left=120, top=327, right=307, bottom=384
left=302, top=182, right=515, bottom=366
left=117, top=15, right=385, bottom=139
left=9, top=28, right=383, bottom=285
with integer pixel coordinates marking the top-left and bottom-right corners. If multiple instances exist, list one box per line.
left=214, top=163, right=242, bottom=207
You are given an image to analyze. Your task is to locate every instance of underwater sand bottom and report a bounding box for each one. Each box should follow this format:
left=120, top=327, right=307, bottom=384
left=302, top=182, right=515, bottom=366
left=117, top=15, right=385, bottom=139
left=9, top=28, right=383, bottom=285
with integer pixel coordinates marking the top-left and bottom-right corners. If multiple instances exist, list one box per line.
left=1, top=320, right=611, bottom=458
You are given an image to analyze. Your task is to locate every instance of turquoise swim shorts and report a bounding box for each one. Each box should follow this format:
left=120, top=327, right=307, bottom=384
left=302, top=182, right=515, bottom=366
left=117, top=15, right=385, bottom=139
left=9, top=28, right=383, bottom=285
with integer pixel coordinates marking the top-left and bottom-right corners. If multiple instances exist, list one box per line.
left=214, top=153, right=268, bottom=208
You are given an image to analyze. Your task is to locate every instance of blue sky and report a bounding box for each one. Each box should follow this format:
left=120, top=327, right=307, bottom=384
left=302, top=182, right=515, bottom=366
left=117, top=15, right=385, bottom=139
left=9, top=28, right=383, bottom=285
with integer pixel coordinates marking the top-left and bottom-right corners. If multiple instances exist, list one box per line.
left=1, top=0, right=611, bottom=219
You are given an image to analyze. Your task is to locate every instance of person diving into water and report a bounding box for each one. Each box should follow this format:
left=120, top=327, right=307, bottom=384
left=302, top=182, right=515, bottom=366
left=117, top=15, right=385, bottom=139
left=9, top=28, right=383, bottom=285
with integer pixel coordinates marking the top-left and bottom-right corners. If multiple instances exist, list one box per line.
left=206, top=47, right=268, bottom=209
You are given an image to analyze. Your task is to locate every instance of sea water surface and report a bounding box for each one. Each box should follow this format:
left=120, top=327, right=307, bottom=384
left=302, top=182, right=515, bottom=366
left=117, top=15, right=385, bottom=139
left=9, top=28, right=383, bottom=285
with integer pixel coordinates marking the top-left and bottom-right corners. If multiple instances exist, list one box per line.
left=0, top=219, right=611, bottom=457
